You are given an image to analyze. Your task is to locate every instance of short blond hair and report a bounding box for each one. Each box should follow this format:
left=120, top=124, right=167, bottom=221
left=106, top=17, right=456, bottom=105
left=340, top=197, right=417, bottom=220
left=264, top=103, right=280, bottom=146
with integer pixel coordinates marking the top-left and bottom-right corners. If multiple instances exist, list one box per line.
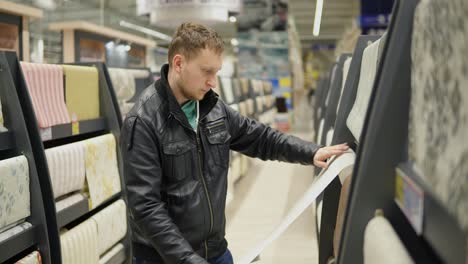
left=168, top=22, right=224, bottom=67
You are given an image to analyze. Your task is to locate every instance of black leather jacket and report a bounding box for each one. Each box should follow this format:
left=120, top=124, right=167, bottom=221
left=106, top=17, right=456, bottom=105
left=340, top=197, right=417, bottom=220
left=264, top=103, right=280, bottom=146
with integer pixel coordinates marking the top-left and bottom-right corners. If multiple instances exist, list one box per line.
left=120, top=64, right=320, bottom=263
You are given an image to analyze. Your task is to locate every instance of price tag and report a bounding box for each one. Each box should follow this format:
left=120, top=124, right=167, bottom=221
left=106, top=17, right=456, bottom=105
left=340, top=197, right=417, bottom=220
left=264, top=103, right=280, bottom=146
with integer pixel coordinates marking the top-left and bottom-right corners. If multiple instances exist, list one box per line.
left=40, top=127, right=52, bottom=141
left=72, top=122, right=80, bottom=135
left=395, top=166, right=424, bottom=235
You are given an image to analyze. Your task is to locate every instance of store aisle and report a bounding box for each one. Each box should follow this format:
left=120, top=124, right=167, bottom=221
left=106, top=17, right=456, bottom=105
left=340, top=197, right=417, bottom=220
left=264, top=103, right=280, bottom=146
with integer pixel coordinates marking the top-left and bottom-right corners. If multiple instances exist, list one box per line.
left=226, top=133, right=318, bottom=264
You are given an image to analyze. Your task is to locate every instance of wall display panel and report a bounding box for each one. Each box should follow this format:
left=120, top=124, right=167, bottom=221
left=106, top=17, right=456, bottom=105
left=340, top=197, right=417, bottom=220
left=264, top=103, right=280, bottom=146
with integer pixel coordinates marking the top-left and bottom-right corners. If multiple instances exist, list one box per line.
left=409, top=0, right=468, bottom=234
left=128, top=46, right=146, bottom=68
left=79, top=38, right=105, bottom=62
left=0, top=22, right=19, bottom=54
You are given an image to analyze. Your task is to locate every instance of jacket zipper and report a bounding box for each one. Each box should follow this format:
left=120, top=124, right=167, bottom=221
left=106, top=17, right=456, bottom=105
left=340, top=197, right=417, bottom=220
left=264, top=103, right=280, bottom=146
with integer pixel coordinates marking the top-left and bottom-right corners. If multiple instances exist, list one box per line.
left=196, top=130, right=214, bottom=260
left=205, top=120, right=224, bottom=134
left=172, top=113, right=215, bottom=259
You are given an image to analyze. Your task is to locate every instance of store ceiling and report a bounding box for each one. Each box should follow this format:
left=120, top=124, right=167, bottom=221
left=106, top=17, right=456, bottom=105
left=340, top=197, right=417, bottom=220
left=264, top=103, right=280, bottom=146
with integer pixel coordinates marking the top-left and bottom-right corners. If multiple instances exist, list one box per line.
left=289, top=0, right=359, bottom=45
left=106, top=0, right=359, bottom=45
left=18, top=0, right=358, bottom=47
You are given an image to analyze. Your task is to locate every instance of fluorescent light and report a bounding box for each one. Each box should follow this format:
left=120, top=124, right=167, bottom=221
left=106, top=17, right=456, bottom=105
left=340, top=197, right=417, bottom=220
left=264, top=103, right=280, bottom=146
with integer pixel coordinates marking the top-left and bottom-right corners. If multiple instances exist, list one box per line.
left=119, top=21, right=172, bottom=42
left=229, top=16, right=237, bottom=23
left=313, top=0, right=324, bottom=36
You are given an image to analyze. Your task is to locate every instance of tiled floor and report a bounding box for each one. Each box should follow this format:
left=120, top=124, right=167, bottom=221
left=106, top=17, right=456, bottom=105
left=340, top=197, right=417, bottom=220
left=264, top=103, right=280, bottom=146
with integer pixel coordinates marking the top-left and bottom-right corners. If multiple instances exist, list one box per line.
left=225, top=133, right=319, bottom=264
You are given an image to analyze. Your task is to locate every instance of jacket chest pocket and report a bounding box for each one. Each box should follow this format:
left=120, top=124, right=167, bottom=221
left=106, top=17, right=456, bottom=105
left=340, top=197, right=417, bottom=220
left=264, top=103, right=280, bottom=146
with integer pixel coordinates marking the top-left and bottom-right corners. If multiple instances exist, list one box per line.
left=162, top=140, right=196, bottom=182
left=205, top=119, right=231, bottom=169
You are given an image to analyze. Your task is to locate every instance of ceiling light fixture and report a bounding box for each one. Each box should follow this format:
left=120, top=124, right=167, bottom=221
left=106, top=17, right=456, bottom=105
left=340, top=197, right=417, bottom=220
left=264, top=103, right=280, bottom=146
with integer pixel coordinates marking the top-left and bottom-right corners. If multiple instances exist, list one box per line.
left=229, top=16, right=237, bottom=23
left=231, top=38, right=239, bottom=46
left=119, top=21, right=172, bottom=42
left=313, top=0, right=324, bottom=36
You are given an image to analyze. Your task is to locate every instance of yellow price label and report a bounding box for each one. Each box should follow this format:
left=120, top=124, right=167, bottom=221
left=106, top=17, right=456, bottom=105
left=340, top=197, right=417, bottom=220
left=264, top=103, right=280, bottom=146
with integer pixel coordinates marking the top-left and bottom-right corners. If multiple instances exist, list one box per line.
left=279, top=77, right=291, bottom=88
left=72, top=122, right=80, bottom=135
left=395, top=170, right=404, bottom=205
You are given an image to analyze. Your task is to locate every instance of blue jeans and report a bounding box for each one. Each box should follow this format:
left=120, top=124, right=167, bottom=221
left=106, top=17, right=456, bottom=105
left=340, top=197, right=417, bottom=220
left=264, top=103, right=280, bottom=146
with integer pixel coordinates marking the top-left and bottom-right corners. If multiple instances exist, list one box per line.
left=133, top=249, right=234, bottom=264
left=208, top=249, right=234, bottom=264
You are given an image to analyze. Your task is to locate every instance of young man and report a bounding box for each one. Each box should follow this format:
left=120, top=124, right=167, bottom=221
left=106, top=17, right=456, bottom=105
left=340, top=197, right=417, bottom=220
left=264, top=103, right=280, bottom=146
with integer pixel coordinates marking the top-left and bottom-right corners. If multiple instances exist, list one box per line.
left=121, top=22, right=348, bottom=264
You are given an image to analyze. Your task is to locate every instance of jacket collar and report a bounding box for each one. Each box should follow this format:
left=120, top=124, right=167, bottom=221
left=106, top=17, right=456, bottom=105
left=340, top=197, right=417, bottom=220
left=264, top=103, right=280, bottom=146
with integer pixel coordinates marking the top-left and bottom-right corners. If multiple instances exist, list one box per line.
left=156, top=64, right=218, bottom=124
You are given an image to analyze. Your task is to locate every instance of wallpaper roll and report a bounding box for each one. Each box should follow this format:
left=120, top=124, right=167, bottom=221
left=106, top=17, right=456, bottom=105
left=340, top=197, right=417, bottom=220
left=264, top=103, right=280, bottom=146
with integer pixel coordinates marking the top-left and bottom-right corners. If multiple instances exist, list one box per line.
left=98, top=243, right=125, bottom=264
left=240, top=78, right=250, bottom=96
left=84, top=134, right=121, bottom=209
left=239, top=102, right=248, bottom=116
left=263, top=81, right=272, bottom=94
left=60, top=218, right=99, bottom=264
left=232, top=79, right=242, bottom=101
left=333, top=173, right=352, bottom=257
left=45, top=141, right=86, bottom=199
left=317, top=200, right=323, bottom=232
left=0, top=156, right=30, bottom=233
left=346, top=38, right=383, bottom=141
left=108, top=68, right=136, bottom=103
left=326, top=129, right=334, bottom=147
left=0, top=222, right=32, bottom=243
left=91, top=199, right=127, bottom=255
left=62, top=65, right=100, bottom=121
left=268, top=95, right=275, bottom=108
left=256, top=97, right=264, bottom=113
left=363, top=215, right=414, bottom=264
left=409, top=0, right=468, bottom=232
left=258, top=80, right=265, bottom=94
left=230, top=104, right=239, bottom=112
left=246, top=99, right=255, bottom=115
left=20, top=62, right=71, bottom=128
left=317, top=119, right=325, bottom=146
left=0, top=97, right=7, bottom=132
left=221, top=77, right=235, bottom=104
left=15, top=251, right=42, bottom=264
left=55, top=193, right=87, bottom=212
left=337, top=56, right=353, bottom=115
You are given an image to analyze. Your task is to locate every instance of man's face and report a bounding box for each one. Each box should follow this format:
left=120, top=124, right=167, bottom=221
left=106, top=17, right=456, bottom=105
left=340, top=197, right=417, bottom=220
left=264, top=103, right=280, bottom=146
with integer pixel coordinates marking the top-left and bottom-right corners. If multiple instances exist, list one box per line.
left=178, top=48, right=222, bottom=101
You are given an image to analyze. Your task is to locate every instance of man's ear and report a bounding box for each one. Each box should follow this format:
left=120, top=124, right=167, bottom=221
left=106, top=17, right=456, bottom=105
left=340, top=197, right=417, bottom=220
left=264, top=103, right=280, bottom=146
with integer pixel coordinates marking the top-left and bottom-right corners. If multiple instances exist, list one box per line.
left=172, top=54, right=183, bottom=73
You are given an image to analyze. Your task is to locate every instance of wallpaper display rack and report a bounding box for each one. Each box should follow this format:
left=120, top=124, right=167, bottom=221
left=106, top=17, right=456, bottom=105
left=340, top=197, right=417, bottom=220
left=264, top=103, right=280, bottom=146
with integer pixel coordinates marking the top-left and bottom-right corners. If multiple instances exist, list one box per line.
left=1, top=50, right=130, bottom=264
left=333, top=0, right=466, bottom=263
left=0, top=51, right=51, bottom=264
left=317, top=35, right=380, bottom=264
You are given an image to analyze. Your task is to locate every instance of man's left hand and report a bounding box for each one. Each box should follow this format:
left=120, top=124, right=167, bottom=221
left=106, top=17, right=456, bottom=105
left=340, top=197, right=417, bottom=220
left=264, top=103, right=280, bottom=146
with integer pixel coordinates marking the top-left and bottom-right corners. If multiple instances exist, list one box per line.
left=313, top=143, right=349, bottom=168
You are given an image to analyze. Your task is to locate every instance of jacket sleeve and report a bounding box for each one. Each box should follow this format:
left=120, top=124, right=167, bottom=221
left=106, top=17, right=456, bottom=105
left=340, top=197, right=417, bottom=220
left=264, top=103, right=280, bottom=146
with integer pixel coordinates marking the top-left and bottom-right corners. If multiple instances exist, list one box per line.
left=224, top=103, right=321, bottom=165
left=120, top=116, right=208, bottom=264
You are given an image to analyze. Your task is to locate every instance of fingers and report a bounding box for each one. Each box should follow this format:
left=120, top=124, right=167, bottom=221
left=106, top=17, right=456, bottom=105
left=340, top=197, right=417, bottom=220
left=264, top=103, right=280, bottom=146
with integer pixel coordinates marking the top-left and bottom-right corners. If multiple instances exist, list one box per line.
left=329, top=143, right=349, bottom=151
left=325, top=148, right=347, bottom=157
left=314, top=160, right=328, bottom=168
